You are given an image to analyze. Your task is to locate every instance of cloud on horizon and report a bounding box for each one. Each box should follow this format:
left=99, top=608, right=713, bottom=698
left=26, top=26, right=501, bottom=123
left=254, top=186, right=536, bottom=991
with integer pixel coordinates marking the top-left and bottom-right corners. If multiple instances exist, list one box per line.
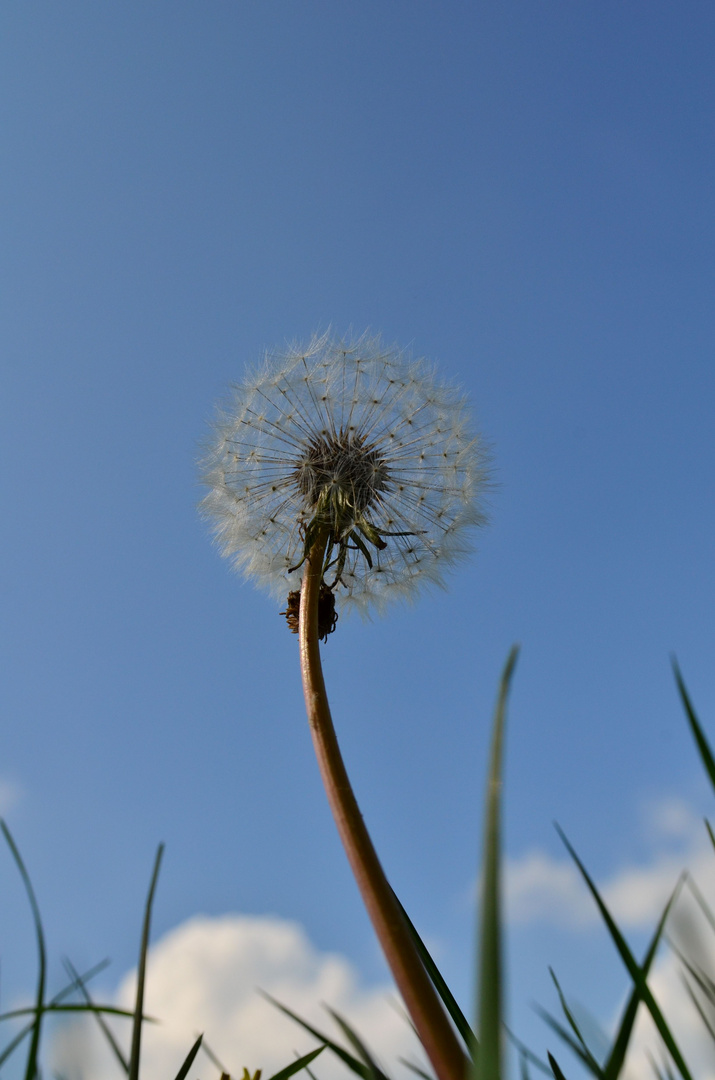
left=50, top=913, right=429, bottom=1080
left=505, top=798, right=713, bottom=931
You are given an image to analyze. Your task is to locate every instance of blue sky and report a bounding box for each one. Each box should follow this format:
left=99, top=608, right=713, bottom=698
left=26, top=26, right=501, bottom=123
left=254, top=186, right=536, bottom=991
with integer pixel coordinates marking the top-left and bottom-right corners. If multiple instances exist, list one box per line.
left=1, top=4, right=714, bottom=1077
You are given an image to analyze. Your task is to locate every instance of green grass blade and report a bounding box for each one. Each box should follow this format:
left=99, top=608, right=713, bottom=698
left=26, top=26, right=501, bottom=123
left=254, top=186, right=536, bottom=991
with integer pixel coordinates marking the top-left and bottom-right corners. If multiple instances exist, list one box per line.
left=505, top=1028, right=552, bottom=1077
left=172, top=1033, right=203, bottom=1080
left=684, top=874, right=715, bottom=939
left=547, top=1052, right=569, bottom=1080
left=677, top=971, right=715, bottom=1043
left=532, top=1006, right=601, bottom=1077
left=475, top=646, right=519, bottom=1080
left=602, top=877, right=683, bottom=1080
left=0, top=960, right=109, bottom=1070
left=672, top=660, right=715, bottom=792
left=556, top=827, right=693, bottom=1080
left=326, top=1007, right=389, bottom=1080
left=261, top=993, right=375, bottom=1080
left=0, top=1003, right=137, bottom=1020
left=547, top=969, right=602, bottom=1075
left=128, top=843, right=164, bottom=1080
left=390, top=887, right=476, bottom=1054
left=399, top=1058, right=433, bottom=1080
left=267, top=1046, right=326, bottom=1080
left=64, top=957, right=130, bottom=1074
left=1, top=820, right=47, bottom=1080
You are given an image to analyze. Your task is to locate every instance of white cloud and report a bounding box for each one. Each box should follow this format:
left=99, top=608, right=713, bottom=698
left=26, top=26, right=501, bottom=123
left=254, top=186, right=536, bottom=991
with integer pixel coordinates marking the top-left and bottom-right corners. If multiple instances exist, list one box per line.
left=50, top=914, right=429, bottom=1080
left=505, top=798, right=714, bottom=931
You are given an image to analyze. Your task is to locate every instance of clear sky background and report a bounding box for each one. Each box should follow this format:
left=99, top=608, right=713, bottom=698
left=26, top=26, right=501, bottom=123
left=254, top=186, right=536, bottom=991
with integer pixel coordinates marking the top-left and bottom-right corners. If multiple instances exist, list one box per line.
left=1, top=4, right=714, bottom=1078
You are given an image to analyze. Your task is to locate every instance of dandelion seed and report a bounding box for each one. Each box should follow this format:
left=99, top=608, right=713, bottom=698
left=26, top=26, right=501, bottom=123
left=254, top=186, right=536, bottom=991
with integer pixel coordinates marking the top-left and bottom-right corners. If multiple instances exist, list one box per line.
left=200, top=330, right=489, bottom=614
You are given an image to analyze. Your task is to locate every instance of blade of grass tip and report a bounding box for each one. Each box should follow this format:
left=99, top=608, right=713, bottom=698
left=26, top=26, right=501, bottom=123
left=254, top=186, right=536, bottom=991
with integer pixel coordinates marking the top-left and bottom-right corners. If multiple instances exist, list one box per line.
left=63, top=957, right=129, bottom=1074
left=475, top=645, right=519, bottom=1080
left=531, top=1006, right=600, bottom=1076
left=548, top=976, right=604, bottom=1075
left=326, top=1007, right=389, bottom=1080
left=260, top=993, right=373, bottom=1080
left=399, top=1058, right=434, bottom=1080
left=504, top=1028, right=552, bottom=1078
left=128, top=843, right=164, bottom=1080
left=547, top=969, right=602, bottom=1076
left=266, top=1045, right=325, bottom=1080
left=705, top=820, right=715, bottom=854
left=200, top=1037, right=230, bottom=1076
left=556, top=827, right=693, bottom=1080
left=672, top=659, right=715, bottom=792
left=390, top=887, right=476, bottom=1055
left=602, top=876, right=684, bottom=1080
left=172, top=1033, right=203, bottom=1080
left=1, top=820, right=46, bottom=1080
left=547, top=1053, right=569, bottom=1080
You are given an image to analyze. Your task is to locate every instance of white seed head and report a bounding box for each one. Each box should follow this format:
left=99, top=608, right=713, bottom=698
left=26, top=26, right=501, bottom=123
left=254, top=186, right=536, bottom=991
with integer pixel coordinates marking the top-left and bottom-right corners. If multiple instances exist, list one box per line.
left=200, top=330, right=489, bottom=614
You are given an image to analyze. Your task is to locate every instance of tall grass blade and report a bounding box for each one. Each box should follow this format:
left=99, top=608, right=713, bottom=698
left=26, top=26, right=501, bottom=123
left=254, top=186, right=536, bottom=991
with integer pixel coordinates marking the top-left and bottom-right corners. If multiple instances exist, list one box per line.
left=602, top=878, right=682, bottom=1080
left=684, top=874, right=715, bottom=938
left=63, top=957, right=130, bottom=1074
left=677, top=971, right=715, bottom=1043
left=267, top=1046, right=326, bottom=1080
left=547, top=1052, right=569, bottom=1079
left=326, top=1007, right=389, bottom=1080
left=547, top=969, right=602, bottom=1075
left=531, top=1006, right=600, bottom=1076
left=128, top=843, right=164, bottom=1080
left=261, top=993, right=375, bottom=1080
left=556, top=827, right=693, bottom=1080
left=475, top=646, right=519, bottom=1080
left=390, top=887, right=476, bottom=1054
left=505, top=1029, right=551, bottom=1077
left=399, top=1059, right=433, bottom=1080
left=0, top=960, right=110, bottom=1070
left=1, top=820, right=47, bottom=1080
left=171, top=1033, right=203, bottom=1080
left=548, top=1054, right=570, bottom=1080
left=673, top=660, right=715, bottom=792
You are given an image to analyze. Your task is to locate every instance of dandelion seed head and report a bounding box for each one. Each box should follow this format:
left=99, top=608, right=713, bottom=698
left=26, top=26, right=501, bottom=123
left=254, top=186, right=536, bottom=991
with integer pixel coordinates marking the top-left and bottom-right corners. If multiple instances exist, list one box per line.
left=200, top=330, right=490, bottom=615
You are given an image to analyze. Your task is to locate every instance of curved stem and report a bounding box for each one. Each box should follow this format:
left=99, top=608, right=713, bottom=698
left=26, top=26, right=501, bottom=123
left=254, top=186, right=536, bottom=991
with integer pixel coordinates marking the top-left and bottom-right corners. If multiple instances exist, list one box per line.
left=298, top=532, right=468, bottom=1080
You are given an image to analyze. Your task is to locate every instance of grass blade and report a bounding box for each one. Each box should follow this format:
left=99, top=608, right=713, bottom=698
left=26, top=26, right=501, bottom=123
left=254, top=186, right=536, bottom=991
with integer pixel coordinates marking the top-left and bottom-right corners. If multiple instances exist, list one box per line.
left=532, top=1006, right=600, bottom=1076
left=326, top=1007, right=390, bottom=1080
left=547, top=969, right=602, bottom=1075
left=1, top=820, right=47, bottom=1080
left=475, top=646, right=519, bottom=1080
left=547, top=1052, right=569, bottom=1080
left=673, top=660, right=715, bottom=792
left=556, top=827, right=693, bottom=1080
left=267, top=1045, right=326, bottom=1080
left=128, top=843, right=164, bottom=1080
left=602, top=878, right=683, bottom=1080
left=63, top=957, right=130, bottom=1074
left=172, top=1033, right=203, bottom=1080
left=390, top=888, right=476, bottom=1054
left=262, top=992, right=375, bottom=1080
left=0, top=960, right=110, bottom=1070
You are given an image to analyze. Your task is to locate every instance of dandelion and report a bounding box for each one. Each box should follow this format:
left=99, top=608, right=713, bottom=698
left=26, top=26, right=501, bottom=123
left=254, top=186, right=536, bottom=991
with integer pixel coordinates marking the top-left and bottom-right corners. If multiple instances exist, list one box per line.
left=200, top=330, right=488, bottom=614
left=201, top=330, right=485, bottom=1080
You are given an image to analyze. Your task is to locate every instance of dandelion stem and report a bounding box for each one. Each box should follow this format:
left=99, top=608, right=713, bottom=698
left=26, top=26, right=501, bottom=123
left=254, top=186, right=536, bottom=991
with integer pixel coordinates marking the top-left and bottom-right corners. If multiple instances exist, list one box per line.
left=298, top=531, right=468, bottom=1080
